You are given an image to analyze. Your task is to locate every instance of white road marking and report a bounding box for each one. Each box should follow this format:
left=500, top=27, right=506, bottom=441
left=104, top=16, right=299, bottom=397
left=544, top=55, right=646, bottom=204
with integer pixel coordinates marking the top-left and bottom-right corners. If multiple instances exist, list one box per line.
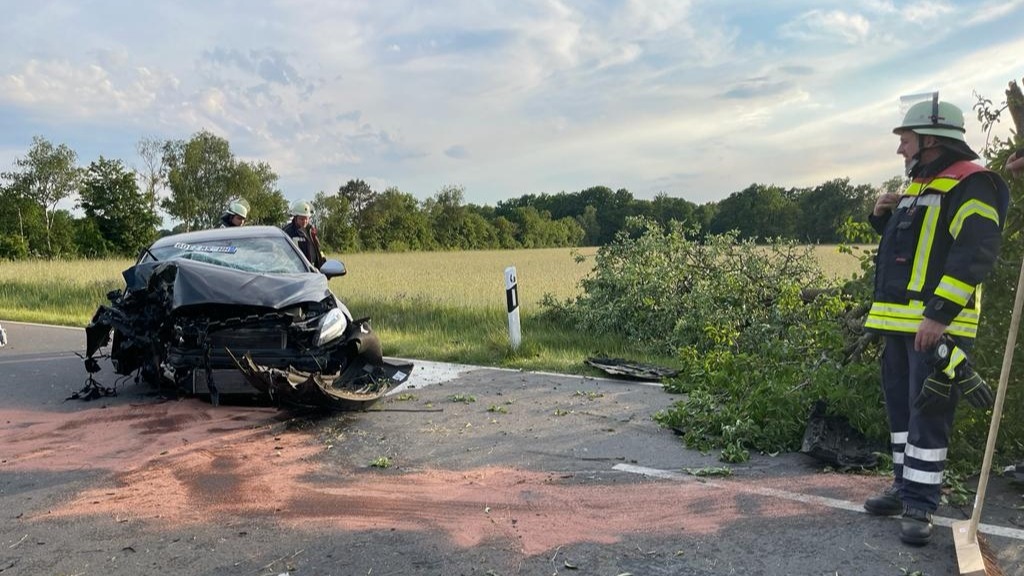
left=0, top=355, right=80, bottom=365
left=386, top=358, right=665, bottom=394
left=0, top=321, right=83, bottom=330
left=613, top=463, right=1024, bottom=541
left=386, top=359, right=481, bottom=395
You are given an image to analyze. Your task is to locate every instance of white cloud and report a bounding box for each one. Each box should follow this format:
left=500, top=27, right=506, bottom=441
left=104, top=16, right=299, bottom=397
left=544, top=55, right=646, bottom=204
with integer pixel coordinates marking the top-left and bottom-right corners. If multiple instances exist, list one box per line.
left=0, top=1, right=1021, bottom=207
left=780, top=10, right=872, bottom=44
left=620, top=0, right=693, bottom=35
left=899, top=1, right=954, bottom=24
left=966, top=0, right=1024, bottom=25
left=0, top=59, right=178, bottom=120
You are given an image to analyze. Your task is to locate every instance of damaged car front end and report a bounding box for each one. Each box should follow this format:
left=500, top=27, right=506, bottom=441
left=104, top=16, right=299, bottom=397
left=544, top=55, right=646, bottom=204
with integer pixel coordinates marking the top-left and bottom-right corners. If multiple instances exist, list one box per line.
left=83, top=226, right=411, bottom=409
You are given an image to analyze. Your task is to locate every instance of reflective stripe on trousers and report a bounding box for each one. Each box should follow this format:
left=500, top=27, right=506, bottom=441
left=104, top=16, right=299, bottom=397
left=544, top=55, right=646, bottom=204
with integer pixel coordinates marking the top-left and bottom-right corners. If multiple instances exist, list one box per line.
left=880, top=334, right=961, bottom=511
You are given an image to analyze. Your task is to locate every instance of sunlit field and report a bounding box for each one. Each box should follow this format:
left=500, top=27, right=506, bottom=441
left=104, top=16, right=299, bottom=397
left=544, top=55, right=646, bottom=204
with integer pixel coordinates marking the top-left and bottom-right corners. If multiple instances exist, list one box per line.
left=332, top=247, right=599, bottom=310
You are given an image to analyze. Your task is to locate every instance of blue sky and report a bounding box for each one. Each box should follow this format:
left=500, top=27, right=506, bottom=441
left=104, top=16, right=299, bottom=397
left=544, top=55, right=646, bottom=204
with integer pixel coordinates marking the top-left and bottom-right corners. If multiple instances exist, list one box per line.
left=1, top=0, right=1022, bottom=208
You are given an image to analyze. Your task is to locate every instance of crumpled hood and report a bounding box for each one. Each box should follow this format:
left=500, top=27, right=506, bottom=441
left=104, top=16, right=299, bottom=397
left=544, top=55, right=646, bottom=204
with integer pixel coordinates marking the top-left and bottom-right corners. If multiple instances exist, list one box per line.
left=125, top=259, right=332, bottom=311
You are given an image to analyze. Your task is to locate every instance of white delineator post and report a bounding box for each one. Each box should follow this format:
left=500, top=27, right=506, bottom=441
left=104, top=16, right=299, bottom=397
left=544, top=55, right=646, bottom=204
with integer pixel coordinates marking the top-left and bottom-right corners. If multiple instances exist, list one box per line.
left=504, top=266, right=521, bottom=349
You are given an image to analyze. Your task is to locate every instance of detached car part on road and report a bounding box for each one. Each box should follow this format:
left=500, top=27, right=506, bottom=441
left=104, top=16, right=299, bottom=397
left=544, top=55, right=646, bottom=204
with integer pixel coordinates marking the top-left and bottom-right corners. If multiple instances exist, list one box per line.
left=83, top=226, right=412, bottom=409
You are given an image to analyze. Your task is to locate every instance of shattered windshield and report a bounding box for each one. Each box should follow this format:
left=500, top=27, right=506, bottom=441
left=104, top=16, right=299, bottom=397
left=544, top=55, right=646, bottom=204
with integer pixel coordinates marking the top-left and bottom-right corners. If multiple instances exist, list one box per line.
left=147, top=236, right=309, bottom=274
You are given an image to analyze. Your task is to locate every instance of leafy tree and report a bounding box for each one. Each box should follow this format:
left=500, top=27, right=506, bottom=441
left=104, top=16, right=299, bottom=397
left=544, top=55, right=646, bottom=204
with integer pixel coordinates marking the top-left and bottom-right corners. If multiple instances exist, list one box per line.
left=229, top=161, right=287, bottom=225
left=878, top=175, right=905, bottom=196
left=644, top=192, right=699, bottom=231
left=160, top=130, right=235, bottom=231
left=0, top=182, right=41, bottom=258
left=578, top=186, right=637, bottom=245
left=158, top=131, right=285, bottom=230
left=461, top=210, right=500, bottom=249
left=358, top=187, right=434, bottom=251
left=692, top=202, right=718, bottom=233
left=575, top=205, right=601, bottom=245
left=710, top=183, right=798, bottom=240
left=490, top=215, right=519, bottom=249
left=135, top=136, right=165, bottom=214
left=558, top=216, right=585, bottom=246
left=339, top=179, right=377, bottom=229
left=312, top=190, right=357, bottom=252
left=424, top=184, right=489, bottom=250
left=500, top=186, right=638, bottom=246
left=48, top=210, right=80, bottom=257
left=794, top=178, right=874, bottom=243
left=79, top=156, right=160, bottom=256
left=0, top=184, right=30, bottom=259
left=0, top=136, right=82, bottom=256
left=506, top=206, right=584, bottom=248
left=73, top=216, right=110, bottom=258
left=494, top=193, right=538, bottom=216
left=0, top=233, right=28, bottom=260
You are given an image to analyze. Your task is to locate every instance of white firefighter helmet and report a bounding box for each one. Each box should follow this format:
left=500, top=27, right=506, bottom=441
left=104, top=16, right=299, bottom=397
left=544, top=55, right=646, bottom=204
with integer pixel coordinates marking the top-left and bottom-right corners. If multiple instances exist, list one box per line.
left=290, top=199, right=313, bottom=218
left=893, top=93, right=967, bottom=142
left=227, top=198, right=250, bottom=218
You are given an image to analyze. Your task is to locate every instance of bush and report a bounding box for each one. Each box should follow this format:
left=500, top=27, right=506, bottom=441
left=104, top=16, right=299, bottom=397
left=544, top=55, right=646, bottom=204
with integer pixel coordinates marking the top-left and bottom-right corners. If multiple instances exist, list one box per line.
left=0, top=235, right=29, bottom=260
left=544, top=217, right=886, bottom=462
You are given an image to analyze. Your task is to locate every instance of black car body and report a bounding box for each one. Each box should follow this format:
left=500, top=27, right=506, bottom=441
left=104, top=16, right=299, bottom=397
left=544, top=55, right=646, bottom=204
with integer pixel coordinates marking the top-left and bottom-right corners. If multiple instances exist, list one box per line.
left=83, top=226, right=411, bottom=408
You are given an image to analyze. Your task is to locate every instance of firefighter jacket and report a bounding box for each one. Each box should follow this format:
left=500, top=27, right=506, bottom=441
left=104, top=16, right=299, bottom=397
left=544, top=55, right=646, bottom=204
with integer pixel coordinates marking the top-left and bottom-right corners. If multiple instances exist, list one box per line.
left=864, top=155, right=1009, bottom=339
left=282, top=220, right=326, bottom=269
left=218, top=213, right=238, bottom=228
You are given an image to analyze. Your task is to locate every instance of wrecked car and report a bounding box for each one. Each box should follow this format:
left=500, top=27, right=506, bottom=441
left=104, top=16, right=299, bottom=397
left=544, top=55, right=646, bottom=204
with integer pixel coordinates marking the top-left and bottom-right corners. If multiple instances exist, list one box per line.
left=83, top=225, right=412, bottom=409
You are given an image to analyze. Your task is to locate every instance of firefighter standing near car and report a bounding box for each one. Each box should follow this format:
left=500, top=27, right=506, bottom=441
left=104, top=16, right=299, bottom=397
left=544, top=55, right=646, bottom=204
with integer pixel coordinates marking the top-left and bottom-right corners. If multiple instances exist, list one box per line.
left=218, top=198, right=249, bottom=228
left=283, top=199, right=326, bottom=269
left=862, top=95, right=1009, bottom=546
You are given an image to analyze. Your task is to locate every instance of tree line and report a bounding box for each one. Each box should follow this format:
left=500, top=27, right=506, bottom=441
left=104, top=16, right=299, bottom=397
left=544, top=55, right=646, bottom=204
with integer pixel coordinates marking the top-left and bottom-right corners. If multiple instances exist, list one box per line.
left=0, top=130, right=890, bottom=259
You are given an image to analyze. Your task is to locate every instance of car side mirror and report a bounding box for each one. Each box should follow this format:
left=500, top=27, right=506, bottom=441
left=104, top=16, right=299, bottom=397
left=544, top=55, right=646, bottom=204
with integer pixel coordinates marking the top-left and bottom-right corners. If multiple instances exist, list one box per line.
left=320, top=259, right=346, bottom=278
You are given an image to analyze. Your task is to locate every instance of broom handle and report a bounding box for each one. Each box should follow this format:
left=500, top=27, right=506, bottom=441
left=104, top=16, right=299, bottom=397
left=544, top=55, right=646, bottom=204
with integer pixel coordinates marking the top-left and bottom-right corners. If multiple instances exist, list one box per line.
left=969, top=254, right=1024, bottom=540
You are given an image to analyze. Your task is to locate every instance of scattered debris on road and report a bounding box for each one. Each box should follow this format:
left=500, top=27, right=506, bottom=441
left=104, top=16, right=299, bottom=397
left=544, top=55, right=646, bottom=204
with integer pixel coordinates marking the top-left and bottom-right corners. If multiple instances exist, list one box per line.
left=584, top=357, right=678, bottom=381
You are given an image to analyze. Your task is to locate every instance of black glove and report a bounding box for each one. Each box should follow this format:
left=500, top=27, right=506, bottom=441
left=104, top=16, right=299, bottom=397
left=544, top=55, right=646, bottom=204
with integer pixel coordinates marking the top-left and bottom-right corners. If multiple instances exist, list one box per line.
left=914, top=335, right=959, bottom=413
left=956, top=367, right=994, bottom=409
left=928, top=336, right=959, bottom=375
left=923, top=335, right=994, bottom=410
left=914, top=374, right=954, bottom=413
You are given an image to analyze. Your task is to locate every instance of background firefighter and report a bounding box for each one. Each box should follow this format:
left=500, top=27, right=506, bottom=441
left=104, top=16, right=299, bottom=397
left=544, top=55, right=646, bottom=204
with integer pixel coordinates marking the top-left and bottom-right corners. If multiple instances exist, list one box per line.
left=282, top=199, right=326, bottom=269
left=218, top=198, right=249, bottom=228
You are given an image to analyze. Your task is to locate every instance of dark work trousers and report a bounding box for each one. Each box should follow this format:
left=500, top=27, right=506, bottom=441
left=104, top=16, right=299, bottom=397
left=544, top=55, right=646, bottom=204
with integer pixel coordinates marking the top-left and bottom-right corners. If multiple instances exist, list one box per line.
left=880, top=334, right=968, bottom=511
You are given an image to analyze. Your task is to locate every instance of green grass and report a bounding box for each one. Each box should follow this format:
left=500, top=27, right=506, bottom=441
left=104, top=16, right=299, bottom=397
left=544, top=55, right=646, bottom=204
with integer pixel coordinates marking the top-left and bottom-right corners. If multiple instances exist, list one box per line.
left=0, top=259, right=132, bottom=326
left=0, top=246, right=863, bottom=374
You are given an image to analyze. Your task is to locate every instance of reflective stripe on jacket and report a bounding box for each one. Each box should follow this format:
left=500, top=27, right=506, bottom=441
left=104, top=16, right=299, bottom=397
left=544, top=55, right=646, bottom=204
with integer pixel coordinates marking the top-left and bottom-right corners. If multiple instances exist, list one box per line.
left=864, top=160, right=1008, bottom=339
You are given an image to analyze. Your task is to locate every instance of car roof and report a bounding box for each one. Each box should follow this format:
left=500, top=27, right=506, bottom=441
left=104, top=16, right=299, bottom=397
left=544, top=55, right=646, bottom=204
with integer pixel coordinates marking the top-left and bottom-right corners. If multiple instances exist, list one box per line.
left=150, top=226, right=290, bottom=249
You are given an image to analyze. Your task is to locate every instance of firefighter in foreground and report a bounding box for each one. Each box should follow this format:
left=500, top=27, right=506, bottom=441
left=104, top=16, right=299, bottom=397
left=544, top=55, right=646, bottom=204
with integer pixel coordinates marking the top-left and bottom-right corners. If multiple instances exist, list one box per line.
left=862, top=96, right=1010, bottom=545
left=282, top=199, right=326, bottom=269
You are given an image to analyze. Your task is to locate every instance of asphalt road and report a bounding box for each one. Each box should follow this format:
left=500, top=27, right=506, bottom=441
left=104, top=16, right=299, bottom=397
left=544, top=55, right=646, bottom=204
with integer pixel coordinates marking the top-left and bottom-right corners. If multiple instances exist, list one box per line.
left=1, top=320, right=1023, bottom=576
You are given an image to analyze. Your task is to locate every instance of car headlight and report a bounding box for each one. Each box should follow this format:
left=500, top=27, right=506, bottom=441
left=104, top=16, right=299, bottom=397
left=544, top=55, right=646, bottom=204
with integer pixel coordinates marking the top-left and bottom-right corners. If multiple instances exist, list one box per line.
left=316, top=308, right=348, bottom=347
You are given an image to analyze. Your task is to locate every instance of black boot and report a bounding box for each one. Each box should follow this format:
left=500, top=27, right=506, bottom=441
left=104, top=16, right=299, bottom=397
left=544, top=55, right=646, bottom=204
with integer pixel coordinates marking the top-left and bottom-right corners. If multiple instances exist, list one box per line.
left=900, top=506, right=932, bottom=545
left=864, top=485, right=902, bottom=516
